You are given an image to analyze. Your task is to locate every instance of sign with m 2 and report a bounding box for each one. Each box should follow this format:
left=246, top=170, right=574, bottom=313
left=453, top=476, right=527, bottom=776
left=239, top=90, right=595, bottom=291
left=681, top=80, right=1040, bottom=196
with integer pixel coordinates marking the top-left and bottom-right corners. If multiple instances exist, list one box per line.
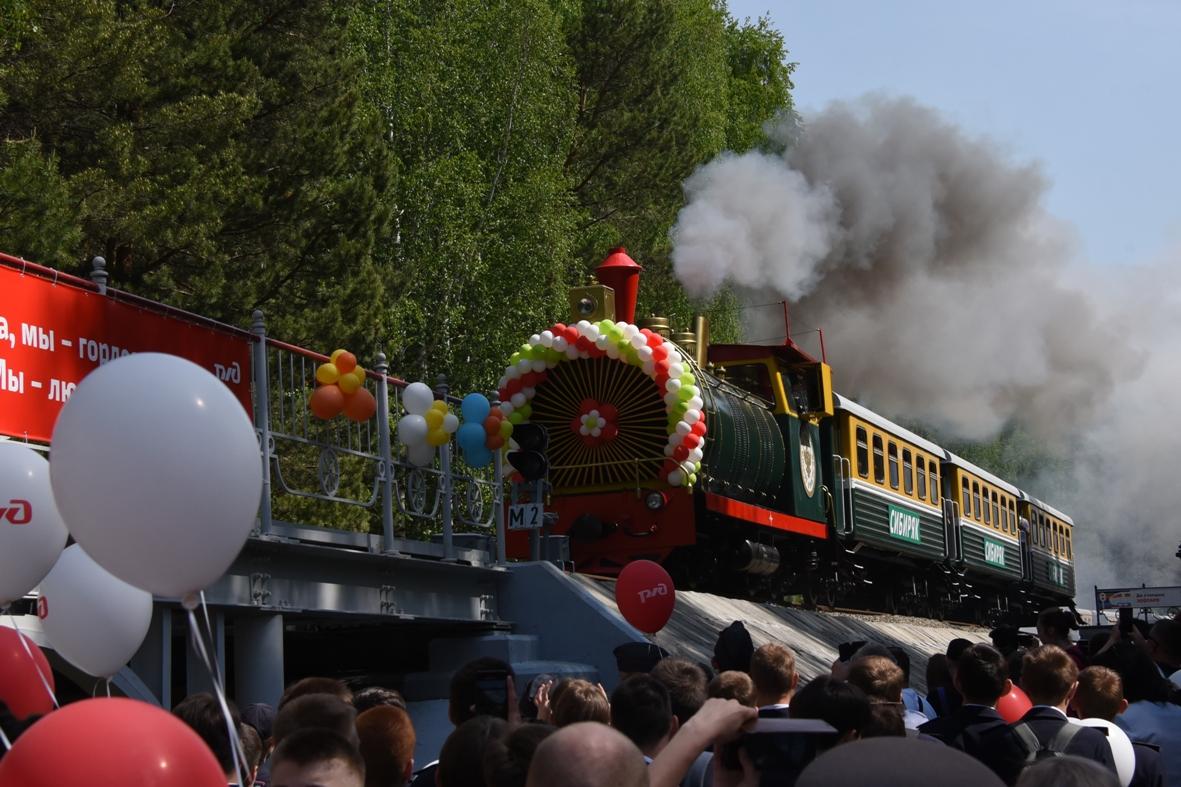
left=508, top=503, right=544, bottom=531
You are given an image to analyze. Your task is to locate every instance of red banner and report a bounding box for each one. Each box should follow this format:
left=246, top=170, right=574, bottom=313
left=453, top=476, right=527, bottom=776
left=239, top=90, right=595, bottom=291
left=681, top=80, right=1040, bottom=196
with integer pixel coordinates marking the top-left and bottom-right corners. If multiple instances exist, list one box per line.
left=0, top=265, right=253, bottom=442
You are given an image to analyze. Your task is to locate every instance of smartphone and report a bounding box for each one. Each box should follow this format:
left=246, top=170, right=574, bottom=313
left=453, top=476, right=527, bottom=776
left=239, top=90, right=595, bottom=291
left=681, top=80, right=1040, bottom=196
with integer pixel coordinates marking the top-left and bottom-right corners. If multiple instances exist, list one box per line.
left=838, top=641, right=867, bottom=662
left=1118, top=607, right=1134, bottom=636
left=474, top=669, right=509, bottom=718
left=719, top=719, right=839, bottom=784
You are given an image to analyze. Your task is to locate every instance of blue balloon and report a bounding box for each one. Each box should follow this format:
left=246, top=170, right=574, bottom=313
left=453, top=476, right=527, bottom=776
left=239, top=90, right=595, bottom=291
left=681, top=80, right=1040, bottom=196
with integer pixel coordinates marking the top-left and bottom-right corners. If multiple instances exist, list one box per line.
left=457, top=422, right=485, bottom=453
left=461, top=393, right=491, bottom=423
left=466, top=446, right=493, bottom=468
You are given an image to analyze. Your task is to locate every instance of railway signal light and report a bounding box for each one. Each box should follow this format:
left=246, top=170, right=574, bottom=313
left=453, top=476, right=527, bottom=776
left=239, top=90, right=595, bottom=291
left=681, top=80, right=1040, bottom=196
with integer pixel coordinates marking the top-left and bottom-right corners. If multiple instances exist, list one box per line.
left=508, top=423, right=549, bottom=482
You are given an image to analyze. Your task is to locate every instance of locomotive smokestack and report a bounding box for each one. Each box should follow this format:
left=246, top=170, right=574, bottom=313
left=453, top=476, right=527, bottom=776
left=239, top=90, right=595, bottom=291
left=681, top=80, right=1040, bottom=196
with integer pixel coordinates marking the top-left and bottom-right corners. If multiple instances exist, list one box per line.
left=596, top=247, right=642, bottom=324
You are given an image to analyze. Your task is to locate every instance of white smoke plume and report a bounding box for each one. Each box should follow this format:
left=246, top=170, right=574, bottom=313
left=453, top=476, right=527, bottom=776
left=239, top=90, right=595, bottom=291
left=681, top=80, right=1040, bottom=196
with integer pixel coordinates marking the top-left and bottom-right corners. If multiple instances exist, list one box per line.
left=671, top=96, right=1178, bottom=596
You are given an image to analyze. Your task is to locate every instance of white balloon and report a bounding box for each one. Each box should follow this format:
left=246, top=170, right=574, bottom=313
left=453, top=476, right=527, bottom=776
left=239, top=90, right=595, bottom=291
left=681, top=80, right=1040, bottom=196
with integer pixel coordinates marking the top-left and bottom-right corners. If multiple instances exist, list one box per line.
left=497, top=376, right=509, bottom=389
left=553, top=337, right=569, bottom=352
left=0, top=445, right=68, bottom=603
left=529, top=334, right=542, bottom=346
left=511, top=393, right=527, bottom=408
left=517, top=360, right=532, bottom=373
left=663, top=445, right=675, bottom=457
left=675, top=421, right=691, bottom=436
left=565, top=346, right=581, bottom=360
left=687, top=396, right=704, bottom=411
left=689, top=447, right=704, bottom=463
left=642, top=361, right=656, bottom=375
left=442, top=413, right=459, bottom=434
left=1071, top=719, right=1134, bottom=787
left=522, top=387, right=536, bottom=398
left=397, top=414, right=428, bottom=445
left=539, top=331, right=554, bottom=348
left=684, top=409, right=701, bottom=424
left=407, top=443, right=436, bottom=467
left=402, top=382, right=435, bottom=415
left=576, top=320, right=593, bottom=336
left=668, top=363, right=685, bottom=379
left=38, top=545, right=152, bottom=678
left=666, top=379, right=682, bottom=393
left=594, top=335, right=610, bottom=350
left=605, top=345, right=620, bottom=359
left=638, top=346, right=654, bottom=361
left=49, top=353, right=262, bottom=598
left=668, top=469, right=685, bottom=486
left=500, top=402, right=515, bottom=416
left=664, top=391, right=679, bottom=406
left=530, top=360, right=547, bottom=373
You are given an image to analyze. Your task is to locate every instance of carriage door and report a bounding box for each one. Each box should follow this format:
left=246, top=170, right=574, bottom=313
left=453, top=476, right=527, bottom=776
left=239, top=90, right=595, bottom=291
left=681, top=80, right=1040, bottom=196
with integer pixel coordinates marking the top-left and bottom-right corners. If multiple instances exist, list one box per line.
left=1018, top=517, right=1033, bottom=582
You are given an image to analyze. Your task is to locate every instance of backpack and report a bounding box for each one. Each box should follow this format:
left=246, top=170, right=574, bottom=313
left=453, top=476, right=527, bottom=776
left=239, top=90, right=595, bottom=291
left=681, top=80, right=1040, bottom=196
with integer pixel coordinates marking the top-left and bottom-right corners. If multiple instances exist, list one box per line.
left=1012, top=722, right=1082, bottom=763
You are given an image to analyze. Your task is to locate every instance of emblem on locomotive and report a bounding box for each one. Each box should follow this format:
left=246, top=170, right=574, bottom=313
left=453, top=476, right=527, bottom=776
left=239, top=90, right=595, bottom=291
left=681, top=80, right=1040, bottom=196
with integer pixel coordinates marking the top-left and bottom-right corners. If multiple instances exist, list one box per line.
left=800, top=430, right=817, bottom=496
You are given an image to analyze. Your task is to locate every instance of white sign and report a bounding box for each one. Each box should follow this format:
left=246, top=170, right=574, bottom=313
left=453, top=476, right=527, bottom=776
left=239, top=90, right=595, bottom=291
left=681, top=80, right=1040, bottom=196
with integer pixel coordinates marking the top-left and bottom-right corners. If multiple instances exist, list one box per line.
left=1096, top=586, right=1181, bottom=609
left=508, top=503, right=544, bottom=531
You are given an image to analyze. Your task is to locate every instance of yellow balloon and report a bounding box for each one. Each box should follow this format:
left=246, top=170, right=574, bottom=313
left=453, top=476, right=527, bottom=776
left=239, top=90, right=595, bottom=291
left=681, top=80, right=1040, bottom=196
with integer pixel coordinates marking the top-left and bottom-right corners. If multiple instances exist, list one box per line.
left=316, top=363, right=340, bottom=385
left=330, top=348, right=348, bottom=365
left=431, top=400, right=449, bottom=414
left=338, top=372, right=362, bottom=394
left=498, top=420, right=514, bottom=439
left=424, top=409, right=444, bottom=429
left=353, top=364, right=365, bottom=380
left=427, top=428, right=449, bottom=447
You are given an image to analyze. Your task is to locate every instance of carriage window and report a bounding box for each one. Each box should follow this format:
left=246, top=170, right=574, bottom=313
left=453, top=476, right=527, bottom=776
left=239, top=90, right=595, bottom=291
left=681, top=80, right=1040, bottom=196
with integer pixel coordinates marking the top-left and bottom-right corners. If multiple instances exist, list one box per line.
left=991, top=492, right=1000, bottom=531
left=872, top=435, right=885, bottom=484
left=961, top=478, right=970, bottom=515
left=930, top=468, right=940, bottom=504
left=902, top=449, right=914, bottom=494
left=1066, top=531, right=1072, bottom=559
left=916, top=457, right=927, bottom=500
left=972, top=482, right=982, bottom=521
left=1002, top=499, right=1011, bottom=533
left=983, top=487, right=991, bottom=524
left=888, top=442, right=899, bottom=489
left=856, top=427, right=869, bottom=478
left=1011, top=502, right=1018, bottom=534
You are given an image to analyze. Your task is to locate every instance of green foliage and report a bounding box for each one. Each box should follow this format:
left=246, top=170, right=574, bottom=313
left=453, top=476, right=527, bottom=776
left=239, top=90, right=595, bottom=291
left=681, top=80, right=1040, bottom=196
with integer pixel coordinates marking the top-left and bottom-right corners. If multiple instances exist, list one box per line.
left=724, top=14, right=798, bottom=152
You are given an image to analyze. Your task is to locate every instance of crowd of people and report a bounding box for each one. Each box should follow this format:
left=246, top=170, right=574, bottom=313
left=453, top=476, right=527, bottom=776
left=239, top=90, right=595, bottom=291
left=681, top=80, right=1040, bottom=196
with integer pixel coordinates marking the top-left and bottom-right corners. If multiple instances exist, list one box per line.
left=3, top=607, right=1177, bottom=786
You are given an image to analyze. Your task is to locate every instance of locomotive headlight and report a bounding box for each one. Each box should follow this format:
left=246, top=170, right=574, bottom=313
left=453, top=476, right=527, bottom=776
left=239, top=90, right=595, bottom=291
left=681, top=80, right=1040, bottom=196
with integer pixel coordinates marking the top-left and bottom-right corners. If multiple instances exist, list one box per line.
left=645, top=491, right=667, bottom=511
left=577, top=297, right=597, bottom=317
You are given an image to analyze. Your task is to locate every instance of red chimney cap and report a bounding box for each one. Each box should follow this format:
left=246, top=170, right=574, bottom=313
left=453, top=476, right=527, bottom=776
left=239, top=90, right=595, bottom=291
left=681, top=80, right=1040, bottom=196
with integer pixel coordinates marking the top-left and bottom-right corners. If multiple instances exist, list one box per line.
left=597, top=247, right=643, bottom=274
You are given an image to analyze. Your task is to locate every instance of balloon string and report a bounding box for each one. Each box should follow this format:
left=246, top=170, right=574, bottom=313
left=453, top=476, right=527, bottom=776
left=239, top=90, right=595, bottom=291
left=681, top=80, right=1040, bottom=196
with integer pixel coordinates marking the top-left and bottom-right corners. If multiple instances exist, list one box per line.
left=7, top=614, right=59, bottom=709
left=0, top=722, right=11, bottom=751
left=188, top=599, right=248, bottom=787
left=105, top=678, right=112, bottom=698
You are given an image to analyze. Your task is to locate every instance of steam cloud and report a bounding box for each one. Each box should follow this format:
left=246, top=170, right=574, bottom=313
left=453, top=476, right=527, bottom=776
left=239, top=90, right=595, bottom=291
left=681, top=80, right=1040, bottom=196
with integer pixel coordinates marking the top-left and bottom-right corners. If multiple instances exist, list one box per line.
left=671, top=96, right=1176, bottom=598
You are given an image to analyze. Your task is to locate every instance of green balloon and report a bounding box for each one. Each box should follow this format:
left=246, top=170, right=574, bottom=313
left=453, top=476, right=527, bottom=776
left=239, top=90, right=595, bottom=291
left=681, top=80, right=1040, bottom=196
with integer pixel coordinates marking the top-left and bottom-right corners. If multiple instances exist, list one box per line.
left=517, top=403, right=533, bottom=419
left=508, top=411, right=524, bottom=424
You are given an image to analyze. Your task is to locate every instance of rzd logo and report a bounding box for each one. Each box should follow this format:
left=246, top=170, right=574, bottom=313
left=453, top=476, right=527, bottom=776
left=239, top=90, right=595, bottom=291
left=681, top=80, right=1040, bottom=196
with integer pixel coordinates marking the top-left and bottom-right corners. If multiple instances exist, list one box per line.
left=0, top=499, right=31, bottom=525
left=638, top=584, right=669, bottom=604
left=36, top=596, right=48, bottom=619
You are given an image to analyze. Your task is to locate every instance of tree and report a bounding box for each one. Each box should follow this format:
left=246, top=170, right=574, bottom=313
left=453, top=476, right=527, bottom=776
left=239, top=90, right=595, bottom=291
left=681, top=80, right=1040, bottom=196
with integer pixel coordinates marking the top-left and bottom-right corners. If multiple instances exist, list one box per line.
left=723, top=13, right=797, bottom=153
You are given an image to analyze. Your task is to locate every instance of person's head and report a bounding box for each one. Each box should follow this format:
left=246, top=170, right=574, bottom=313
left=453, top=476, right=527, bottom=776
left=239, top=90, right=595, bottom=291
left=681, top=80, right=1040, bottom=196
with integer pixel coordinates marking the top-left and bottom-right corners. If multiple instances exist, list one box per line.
left=172, top=692, right=242, bottom=778
left=1147, top=619, right=1181, bottom=667
left=708, top=670, right=756, bottom=707
left=239, top=723, right=263, bottom=786
left=356, top=706, right=416, bottom=787
left=789, top=676, right=871, bottom=746
left=526, top=722, right=647, bottom=787
left=846, top=656, right=904, bottom=704
left=241, top=703, right=276, bottom=742
left=1072, top=666, right=1126, bottom=721
left=613, top=642, right=668, bottom=680
left=946, top=639, right=973, bottom=678
left=990, top=626, right=1021, bottom=656
left=352, top=687, right=406, bottom=714
left=750, top=643, right=798, bottom=705
left=650, top=658, right=708, bottom=724
left=609, top=675, right=674, bottom=756
left=269, top=728, right=365, bottom=787
left=1021, top=645, right=1079, bottom=708
left=1092, top=641, right=1177, bottom=705
left=439, top=716, right=507, bottom=787
left=1014, top=754, right=1120, bottom=787
left=449, top=658, right=515, bottom=726
left=797, top=736, right=1007, bottom=787
left=861, top=703, right=906, bottom=738
left=955, top=644, right=1012, bottom=706
left=551, top=679, right=611, bottom=727
left=713, top=621, right=755, bottom=673
left=926, top=653, right=952, bottom=691
left=885, top=646, right=913, bottom=685
left=1036, top=608, right=1076, bottom=646
left=278, top=677, right=354, bottom=710
left=483, top=723, right=556, bottom=787
left=272, top=693, right=359, bottom=748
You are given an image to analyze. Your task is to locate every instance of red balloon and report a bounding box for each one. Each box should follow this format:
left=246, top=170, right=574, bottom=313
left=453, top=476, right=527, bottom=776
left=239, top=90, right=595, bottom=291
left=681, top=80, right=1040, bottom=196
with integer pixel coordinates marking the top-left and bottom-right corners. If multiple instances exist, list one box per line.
left=564, top=327, right=580, bottom=344
left=645, top=333, right=663, bottom=349
left=673, top=445, right=690, bottom=462
left=0, top=627, right=55, bottom=720
left=506, top=378, right=523, bottom=396
left=487, top=435, right=505, bottom=450
left=497, top=387, right=509, bottom=402
left=652, top=346, right=669, bottom=361
left=575, top=337, right=593, bottom=352
left=309, top=384, right=345, bottom=419
left=684, top=433, right=702, bottom=449
left=0, top=697, right=226, bottom=787
left=995, top=684, right=1033, bottom=723
left=655, top=359, right=670, bottom=373
left=602, top=423, right=619, bottom=441
left=522, top=372, right=539, bottom=387
left=691, top=421, right=707, bottom=436
left=616, top=560, right=676, bottom=634
left=552, top=323, right=567, bottom=335
left=599, top=403, right=619, bottom=422
left=343, top=387, right=378, bottom=422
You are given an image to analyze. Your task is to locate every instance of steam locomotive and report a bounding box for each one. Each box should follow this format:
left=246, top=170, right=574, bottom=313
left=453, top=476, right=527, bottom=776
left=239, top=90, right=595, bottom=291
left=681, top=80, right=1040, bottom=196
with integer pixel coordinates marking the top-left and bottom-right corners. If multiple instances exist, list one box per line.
left=503, top=249, right=1076, bottom=623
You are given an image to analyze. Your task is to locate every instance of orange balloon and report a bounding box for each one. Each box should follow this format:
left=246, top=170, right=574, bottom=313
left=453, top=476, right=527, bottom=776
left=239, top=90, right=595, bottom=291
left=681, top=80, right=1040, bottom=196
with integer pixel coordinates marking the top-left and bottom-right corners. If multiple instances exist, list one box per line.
left=343, top=388, right=377, bottom=422
left=483, top=415, right=501, bottom=435
left=310, top=384, right=345, bottom=419
left=334, top=350, right=357, bottom=374
left=487, top=434, right=505, bottom=450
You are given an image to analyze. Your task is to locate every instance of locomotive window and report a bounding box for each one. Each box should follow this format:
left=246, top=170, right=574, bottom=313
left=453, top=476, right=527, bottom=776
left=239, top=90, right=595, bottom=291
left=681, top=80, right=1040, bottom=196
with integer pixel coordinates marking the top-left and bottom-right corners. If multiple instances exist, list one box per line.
left=856, top=427, right=869, bottom=478
left=930, top=468, right=940, bottom=504
left=916, top=457, right=927, bottom=500
left=972, top=482, right=981, bottom=521
left=872, top=435, right=885, bottom=484
left=961, top=478, right=970, bottom=516
left=991, top=491, right=1000, bottom=531
left=902, top=449, right=914, bottom=494
left=1010, top=501, right=1018, bottom=534
left=888, top=442, right=899, bottom=489
left=724, top=363, right=774, bottom=401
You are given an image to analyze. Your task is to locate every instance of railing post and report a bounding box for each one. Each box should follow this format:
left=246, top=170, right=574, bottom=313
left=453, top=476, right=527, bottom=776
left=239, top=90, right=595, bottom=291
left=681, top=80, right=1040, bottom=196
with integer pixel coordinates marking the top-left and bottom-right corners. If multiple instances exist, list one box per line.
left=251, top=310, right=273, bottom=537
left=436, top=374, right=455, bottom=561
left=375, top=353, right=398, bottom=554
left=90, top=256, right=108, bottom=295
left=491, top=395, right=507, bottom=565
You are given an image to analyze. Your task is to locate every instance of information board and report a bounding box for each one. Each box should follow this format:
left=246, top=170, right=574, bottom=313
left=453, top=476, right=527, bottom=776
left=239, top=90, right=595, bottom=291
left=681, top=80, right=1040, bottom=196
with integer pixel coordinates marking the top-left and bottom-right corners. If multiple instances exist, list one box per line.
left=1095, top=586, right=1181, bottom=610
left=0, top=265, right=253, bottom=442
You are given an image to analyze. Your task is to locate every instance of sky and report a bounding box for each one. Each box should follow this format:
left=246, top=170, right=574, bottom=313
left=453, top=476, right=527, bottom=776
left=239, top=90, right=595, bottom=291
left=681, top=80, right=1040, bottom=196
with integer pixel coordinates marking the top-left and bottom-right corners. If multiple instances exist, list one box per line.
left=726, top=0, right=1181, bottom=267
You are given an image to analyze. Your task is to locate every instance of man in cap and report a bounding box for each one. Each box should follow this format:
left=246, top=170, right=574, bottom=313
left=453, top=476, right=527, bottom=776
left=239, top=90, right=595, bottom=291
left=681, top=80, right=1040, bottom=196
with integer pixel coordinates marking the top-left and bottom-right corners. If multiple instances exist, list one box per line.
left=712, top=621, right=754, bottom=674
left=614, top=641, right=669, bottom=681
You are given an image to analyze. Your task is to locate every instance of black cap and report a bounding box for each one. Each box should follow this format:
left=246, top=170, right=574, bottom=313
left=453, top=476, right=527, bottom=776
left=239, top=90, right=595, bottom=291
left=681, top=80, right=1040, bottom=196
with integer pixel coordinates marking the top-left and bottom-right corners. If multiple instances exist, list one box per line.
left=713, top=621, right=754, bottom=673
left=614, top=641, right=669, bottom=674
left=797, top=737, right=1005, bottom=787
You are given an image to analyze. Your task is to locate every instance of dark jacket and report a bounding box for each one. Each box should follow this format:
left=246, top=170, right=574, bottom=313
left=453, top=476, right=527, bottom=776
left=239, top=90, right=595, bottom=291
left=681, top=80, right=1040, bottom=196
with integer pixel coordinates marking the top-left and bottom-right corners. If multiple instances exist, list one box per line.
left=1009, top=706, right=1117, bottom=772
left=1130, top=740, right=1164, bottom=787
left=919, top=704, right=1027, bottom=785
